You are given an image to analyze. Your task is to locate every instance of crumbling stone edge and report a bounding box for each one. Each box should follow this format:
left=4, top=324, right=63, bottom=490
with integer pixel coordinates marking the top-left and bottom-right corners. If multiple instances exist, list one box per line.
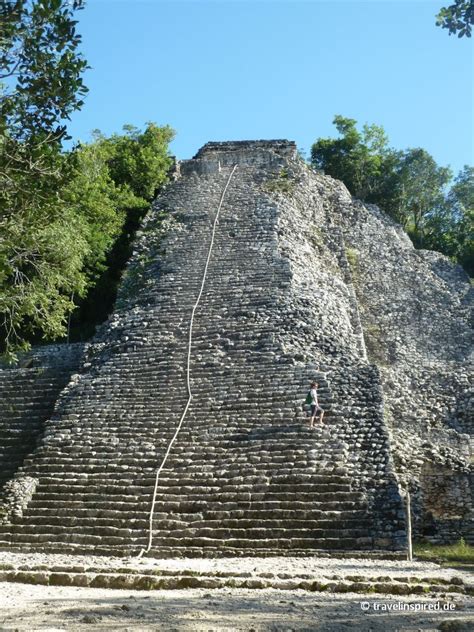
left=0, top=566, right=471, bottom=595
left=0, top=476, right=38, bottom=525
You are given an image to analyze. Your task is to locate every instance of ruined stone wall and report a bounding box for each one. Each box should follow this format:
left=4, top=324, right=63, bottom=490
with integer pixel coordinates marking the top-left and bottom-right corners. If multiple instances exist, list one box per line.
left=325, top=179, right=473, bottom=544
left=0, top=344, right=85, bottom=513
left=249, top=155, right=472, bottom=544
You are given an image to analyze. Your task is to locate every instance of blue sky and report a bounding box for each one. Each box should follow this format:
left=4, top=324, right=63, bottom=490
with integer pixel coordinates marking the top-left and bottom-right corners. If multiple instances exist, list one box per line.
left=68, top=0, right=473, bottom=175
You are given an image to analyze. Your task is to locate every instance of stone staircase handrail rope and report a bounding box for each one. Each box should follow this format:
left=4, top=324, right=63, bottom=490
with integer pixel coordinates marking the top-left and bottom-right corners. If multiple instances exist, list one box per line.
left=137, top=164, right=238, bottom=558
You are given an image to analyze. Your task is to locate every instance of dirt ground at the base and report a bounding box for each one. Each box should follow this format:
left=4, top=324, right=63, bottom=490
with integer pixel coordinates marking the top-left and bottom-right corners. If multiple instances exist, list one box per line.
left=0, top=583, right=473, bottom=632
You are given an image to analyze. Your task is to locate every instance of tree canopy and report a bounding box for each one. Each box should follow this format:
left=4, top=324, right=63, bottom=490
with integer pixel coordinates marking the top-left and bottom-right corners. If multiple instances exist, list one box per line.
left=0, top=0, right=89, bottom=358
left=0, top=1, right=174, bottom=358
left=310, top=115, right=392, bottom=201
left=436, top=1, right=473, bottom=37
left=64, top=123, right=175, bottom=342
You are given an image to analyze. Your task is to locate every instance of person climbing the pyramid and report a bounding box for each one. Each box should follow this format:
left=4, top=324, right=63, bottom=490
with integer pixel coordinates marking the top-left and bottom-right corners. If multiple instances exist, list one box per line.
left=307, top=381, right=324, bottom=428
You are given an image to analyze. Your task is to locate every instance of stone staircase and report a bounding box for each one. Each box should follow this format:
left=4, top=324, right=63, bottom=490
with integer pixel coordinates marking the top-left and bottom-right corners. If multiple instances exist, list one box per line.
left=0, top=142, right=406, bottom=557
left=0, top=344, right=85, bottom=491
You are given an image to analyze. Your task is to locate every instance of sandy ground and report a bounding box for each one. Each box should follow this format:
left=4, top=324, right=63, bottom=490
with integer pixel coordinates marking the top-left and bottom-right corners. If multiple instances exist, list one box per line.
left=0, top=554, right=473, bottom=630
left=0, top=582, right=473, bottom=632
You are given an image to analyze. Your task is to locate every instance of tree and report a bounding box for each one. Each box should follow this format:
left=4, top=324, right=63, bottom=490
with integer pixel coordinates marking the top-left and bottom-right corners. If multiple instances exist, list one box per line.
left=311, top=115, right=393, bottom=201
left=100, top=124, right=174, bottom=202
left=0, top=0, right=88, bottom=358
left=383, top=148, right=452, bottom=245
left=62, top=139, right=130, bottom=282
left=1, top=0, right=87, bottom=139
left=420, top=167, right=473, bottom=275
left=64, top=124, right=175, bottom=341
left=436, top=1, right=473, bottom=38
left=449, top=166, right=474, bottom=274
left=0, top=4, right=175, bottom=356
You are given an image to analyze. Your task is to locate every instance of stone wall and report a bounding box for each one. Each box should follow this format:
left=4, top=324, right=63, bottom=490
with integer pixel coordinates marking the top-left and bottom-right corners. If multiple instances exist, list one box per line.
left=0, top=344, right=85, bottom=514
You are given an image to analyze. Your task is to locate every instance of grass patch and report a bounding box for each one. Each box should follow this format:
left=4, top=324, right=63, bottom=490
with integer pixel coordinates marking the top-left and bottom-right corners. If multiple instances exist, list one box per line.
left=345, top=247, right=359, bottom=271
left=414, top=538, right=474, bottom=563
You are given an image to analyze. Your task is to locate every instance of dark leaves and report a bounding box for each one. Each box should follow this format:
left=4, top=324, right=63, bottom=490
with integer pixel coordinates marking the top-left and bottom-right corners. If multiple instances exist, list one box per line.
left=436, top=1, right=473, bottom=38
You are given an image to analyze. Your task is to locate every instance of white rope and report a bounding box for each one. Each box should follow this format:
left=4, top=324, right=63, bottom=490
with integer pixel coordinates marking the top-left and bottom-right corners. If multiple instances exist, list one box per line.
left=137, top=164, right=238, bottom=558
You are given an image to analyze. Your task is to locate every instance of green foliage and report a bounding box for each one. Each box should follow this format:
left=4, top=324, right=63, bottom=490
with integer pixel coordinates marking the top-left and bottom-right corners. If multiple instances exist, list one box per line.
left=99, top=124, right=174, bottom=201
left=65, top=124, right=175, bottom=341
left=0, top=0, right=88, bottom=357
left=311, top=115, right=392, bottom=201
left=420, top=167, right=474, bottom=275
left=1, top=0, right=88, bottom=142
left=381, top=148, right=452, bottom=239
left=63, top=141, right=128, bottom=281
left=311, top=116, right=474, bottom=277
left=0, top=3, right=175, bottom=354
left=436, top=1, right=473, bottom=37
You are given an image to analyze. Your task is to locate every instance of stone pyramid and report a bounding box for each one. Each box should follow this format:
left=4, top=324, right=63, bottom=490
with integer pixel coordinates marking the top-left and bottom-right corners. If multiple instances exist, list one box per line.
left=0, top=140, right=471, bottom=556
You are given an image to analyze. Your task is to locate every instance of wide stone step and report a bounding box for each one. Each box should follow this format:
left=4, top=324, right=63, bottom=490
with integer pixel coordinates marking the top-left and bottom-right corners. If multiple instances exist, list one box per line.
left=27, top=488, right=365, bottom=504
left=1, top=523, right=144, bottom=538
left=1, top=531, right=374, bottom=551
left=24, top=468, right=353, bottom=493
left=2, top=520, right=371, bottom=542
left=24, top=514, right=145, bottom=529
left=0, top=542, right=402, bottom=558
left=25, top=506, right=368, bottom=523
left=161, top=516, right=372, bottom=529
left=23, top=498, right=368, bottom=515
left=151, top=499, right=368, bottom=512
left=25, top=443, right=350, bottom=457
left=22, top=503, right=369, bottom=519
left=0, top=531, right=141, bottom=547
left=146, top=536, right=375, bottom=550
left=23, top=505, right=366, bottom=528
left=24, top=422, right=345, bottom=433
left=22, top=457, right=353, bottom=475
left=23, top=478, right=354, bottom=494
left=33, top=471, right=355, bottom=485
left=149, top=526, right=371, bottom=539
left=27, top=440, right=350, bottom=456
left=26, top=495, right=148, bottom=508
left=0, top=562, right=460, bottom=593
left=23, top=507, right=148, bottom=520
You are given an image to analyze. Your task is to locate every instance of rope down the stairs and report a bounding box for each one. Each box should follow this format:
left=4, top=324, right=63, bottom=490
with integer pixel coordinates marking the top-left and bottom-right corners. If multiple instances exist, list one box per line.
left=137, top=164, right=238, bottom=558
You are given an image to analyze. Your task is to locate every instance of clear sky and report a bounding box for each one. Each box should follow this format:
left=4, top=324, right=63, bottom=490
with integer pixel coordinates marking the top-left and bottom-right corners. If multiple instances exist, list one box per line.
left=68, top=0, right=473, bottom=175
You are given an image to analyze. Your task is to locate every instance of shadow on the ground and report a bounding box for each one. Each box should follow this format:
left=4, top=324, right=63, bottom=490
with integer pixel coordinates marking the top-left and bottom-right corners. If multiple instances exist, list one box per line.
left=1, top=587, right=472, bottom=631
